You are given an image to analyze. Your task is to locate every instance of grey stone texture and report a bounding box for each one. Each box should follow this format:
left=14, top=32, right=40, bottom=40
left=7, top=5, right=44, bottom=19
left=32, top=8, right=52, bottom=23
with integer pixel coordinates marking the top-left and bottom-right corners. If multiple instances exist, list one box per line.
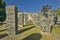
left=6, top=6, right=18, bottom=36
left=17, top=11, right=57, bottom=33
left=57, top=15, right=60, bottom=24
left=18, top=12, right=24, bottom=27
left=23, top=13, right=29, bottom=25
left=5, top=5, right=59, bottom=34
left=1, top=5, right=60, bottom=40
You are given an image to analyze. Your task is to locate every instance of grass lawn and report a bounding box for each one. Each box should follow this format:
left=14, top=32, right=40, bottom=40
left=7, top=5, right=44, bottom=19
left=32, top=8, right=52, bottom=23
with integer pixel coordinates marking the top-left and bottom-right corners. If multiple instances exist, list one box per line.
left=19, top=25, right=54, bottom=40
left=0, top=20, right=56, bottom=40
left=20, top=26, right=40, bottom=40
left=0, top=25, right=7, bottom=34
left=17, top=20, right=54, bottom=40
left=52, top=26, right=60, bottom=34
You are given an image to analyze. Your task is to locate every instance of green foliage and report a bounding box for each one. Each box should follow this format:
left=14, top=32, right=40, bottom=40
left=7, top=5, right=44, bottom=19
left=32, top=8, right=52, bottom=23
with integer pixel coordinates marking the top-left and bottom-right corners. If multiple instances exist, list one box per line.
left=0, top=0, right=2, bottom=2
left=53, top=8, right=60, bottom=15
left=0, top=0, right=6, bottom=22
left=0, top=11, right=6, bottom=22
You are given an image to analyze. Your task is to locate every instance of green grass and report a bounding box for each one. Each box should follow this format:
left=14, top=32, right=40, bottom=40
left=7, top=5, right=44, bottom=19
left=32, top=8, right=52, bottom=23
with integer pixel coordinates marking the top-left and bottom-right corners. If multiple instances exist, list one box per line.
left=52, top=26, right=60, bottom=34
left=18, top=20, right=54, bottom=40
left=0, top=25, right=7, bottom=34
left=19, top=25, right=54, bottom=40
left=19, top=25, right=40, bottom=40
left=0, top=21, right=55, bottom=40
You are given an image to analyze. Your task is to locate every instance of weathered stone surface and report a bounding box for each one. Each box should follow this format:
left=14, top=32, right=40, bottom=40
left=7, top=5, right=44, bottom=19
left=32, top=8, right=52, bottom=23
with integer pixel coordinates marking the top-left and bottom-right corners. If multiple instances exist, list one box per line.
left=18, top=12, right=24, bottom=27
left=6, top=6, right=18, bottom=36
left=57, top=15, right=60, bottom=24
left=1, top=5, right=60, bottom=40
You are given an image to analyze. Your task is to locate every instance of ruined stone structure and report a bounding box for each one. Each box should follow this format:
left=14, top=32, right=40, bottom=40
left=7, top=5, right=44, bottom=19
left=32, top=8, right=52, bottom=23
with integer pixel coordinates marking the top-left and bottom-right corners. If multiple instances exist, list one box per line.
left=1, top=5, right=59, bottom=38
left=18, top=12, right=24, bottom=27
left=6, top=6, right=18, bottom=36
left=57, top=15, right=60, bottom=25
left=18, top=12, right=29, bottom=27
left=0, top=0, right=60, bottom=40
left=18, top=5, right=57, bottom=33
left=24, top=13, right=29, bottom=25
left=39, top=5, right=56, bottom=32
left=30, top=13, right=40, bottom=26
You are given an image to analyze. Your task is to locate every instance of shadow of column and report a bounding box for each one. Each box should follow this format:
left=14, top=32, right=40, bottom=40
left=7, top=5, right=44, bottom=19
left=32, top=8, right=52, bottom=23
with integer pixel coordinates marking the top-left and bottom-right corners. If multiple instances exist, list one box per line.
left=22, top=33, right=42, bottom=40
left=16, top=26, right=36, bottom=35
left=0, top=33, right=8, bottom=39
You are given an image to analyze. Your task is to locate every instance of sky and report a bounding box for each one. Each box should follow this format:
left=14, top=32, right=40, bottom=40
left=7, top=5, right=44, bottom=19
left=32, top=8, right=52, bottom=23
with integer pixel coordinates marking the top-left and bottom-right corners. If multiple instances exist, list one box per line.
left=4, top=0, right=60, bottom=12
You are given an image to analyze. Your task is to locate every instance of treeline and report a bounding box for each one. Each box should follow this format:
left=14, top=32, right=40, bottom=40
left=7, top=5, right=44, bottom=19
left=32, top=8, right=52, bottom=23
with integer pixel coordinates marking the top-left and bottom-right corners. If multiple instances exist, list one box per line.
left=53, top=8, right=60, bottom=15
left=0, top=0, right=6, bottom=23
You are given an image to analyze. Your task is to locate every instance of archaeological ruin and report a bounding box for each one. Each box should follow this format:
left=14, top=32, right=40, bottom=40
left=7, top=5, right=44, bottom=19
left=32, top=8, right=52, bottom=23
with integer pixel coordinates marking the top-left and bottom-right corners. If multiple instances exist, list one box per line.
left=5, top=5, right=58, bottom=35
left=0, top=0, right=60, bottom=40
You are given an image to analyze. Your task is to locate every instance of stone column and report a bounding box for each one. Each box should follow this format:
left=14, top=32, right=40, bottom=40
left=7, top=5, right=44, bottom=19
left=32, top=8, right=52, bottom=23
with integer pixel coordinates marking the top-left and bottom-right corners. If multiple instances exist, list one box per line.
left=57, top=15, right=60, bottom=24
left=24, top=13, right=28, bottom=25
left=6, top=6, right=18, bottom=36
left=18, top=12, right=24, bottom=27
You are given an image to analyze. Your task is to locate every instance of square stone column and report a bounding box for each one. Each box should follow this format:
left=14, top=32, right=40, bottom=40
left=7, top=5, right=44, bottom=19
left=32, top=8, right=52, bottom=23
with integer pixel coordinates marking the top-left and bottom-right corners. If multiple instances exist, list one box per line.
left=6, top=6, right=18, bottom=36
left=18, top=12, right=24, bottom=27
left=24, top=13, right=28, bottom=25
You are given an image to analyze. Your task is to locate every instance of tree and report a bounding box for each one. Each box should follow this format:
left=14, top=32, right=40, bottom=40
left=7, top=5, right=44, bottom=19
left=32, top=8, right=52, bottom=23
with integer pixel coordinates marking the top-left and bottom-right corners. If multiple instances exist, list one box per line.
left=0, top=0, right=6, bottom=23
left=53, top=8, right=60, bottom=15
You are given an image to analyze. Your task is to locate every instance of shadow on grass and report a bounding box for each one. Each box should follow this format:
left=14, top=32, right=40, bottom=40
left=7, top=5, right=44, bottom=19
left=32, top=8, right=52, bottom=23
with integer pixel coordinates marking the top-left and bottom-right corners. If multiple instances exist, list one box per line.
left=51, top=26, right=53, bottom=32
left=0, top=23, right=6, bottom=25
left=0, top=33, right=8, bottom=39
left=22, top=33, right=42, bottom=40
left=16, top=26, right=36, bottom=35
left=0, top=29, right=7, bottom=32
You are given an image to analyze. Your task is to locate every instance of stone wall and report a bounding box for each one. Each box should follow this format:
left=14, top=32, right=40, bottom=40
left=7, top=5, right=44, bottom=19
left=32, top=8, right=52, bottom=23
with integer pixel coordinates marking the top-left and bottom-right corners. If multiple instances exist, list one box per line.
left=6, top=6, right=18, bottom=36
left=3, top=5, right=59, bottom=36
left=18, top=12, right=24, bottom=27
left=23, top=13, right=29, bottom=25
left=57, top=15, right=60, bottom=25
